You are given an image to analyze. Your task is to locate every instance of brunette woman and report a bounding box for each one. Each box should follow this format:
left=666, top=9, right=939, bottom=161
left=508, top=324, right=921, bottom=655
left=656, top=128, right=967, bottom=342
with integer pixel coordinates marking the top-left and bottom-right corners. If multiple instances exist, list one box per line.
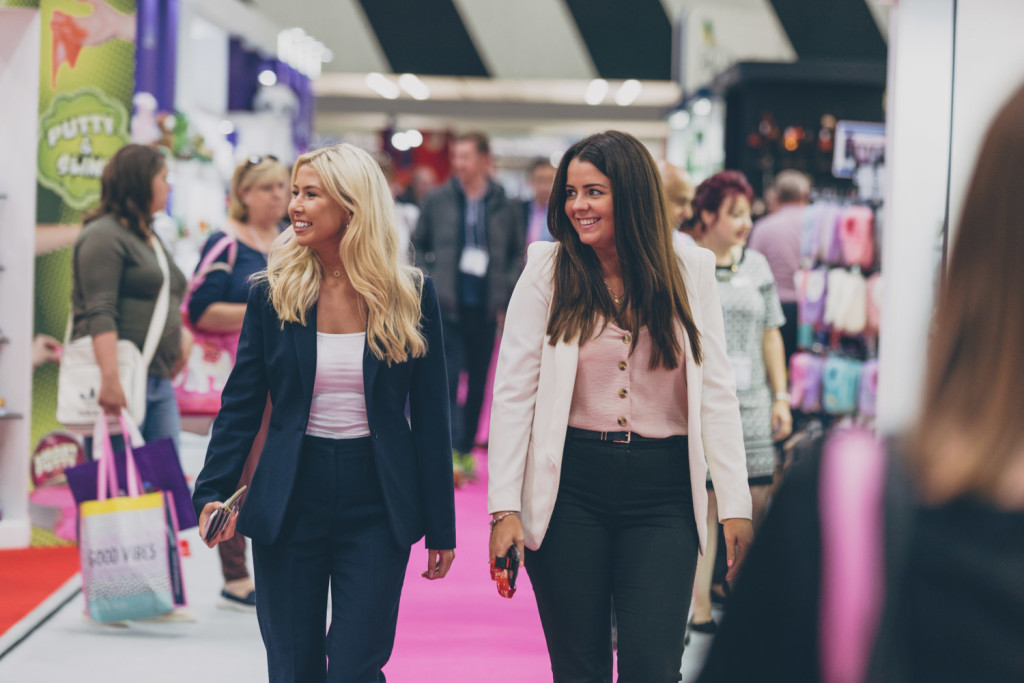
left=71, top=143, right=190, bottom=446
left=488, top=131, right=753, bottom=682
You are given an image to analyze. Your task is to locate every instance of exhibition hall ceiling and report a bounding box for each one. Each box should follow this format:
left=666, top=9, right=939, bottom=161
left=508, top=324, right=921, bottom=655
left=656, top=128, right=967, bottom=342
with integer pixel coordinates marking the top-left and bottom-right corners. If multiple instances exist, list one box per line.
left=245, top=0, right=891, bottom=135
left=251, top=0, right=890, bottom=79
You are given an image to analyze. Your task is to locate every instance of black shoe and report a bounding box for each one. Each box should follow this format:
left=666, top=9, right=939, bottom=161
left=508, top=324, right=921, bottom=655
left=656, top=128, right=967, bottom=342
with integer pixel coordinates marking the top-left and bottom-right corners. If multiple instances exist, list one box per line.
left=689, top=618, right=718, bottom=634
left=218, top=589, right=257, bottom=612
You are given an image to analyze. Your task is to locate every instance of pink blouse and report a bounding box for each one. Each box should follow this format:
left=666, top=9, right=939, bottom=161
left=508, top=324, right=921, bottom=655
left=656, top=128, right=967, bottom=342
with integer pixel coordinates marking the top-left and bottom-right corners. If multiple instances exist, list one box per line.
left=568, top=320, right=688, bottom=437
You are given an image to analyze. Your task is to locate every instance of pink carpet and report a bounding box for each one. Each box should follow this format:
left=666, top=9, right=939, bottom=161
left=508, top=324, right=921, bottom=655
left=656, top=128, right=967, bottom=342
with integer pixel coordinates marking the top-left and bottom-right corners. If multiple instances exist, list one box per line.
left=387, top=449, right=552, bottom=681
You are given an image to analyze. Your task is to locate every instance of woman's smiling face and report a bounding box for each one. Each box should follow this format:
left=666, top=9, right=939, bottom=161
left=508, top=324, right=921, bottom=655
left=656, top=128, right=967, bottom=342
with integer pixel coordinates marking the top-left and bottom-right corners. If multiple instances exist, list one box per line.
left=564, top=158, right=615, bottom=254
left=289, top=164, right=349, bottom=254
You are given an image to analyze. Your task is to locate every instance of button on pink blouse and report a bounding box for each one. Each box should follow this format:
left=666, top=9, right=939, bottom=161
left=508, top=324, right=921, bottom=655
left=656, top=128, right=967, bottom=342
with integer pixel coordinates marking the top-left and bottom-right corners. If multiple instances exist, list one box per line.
left=568, top=320, right=688, bottom=438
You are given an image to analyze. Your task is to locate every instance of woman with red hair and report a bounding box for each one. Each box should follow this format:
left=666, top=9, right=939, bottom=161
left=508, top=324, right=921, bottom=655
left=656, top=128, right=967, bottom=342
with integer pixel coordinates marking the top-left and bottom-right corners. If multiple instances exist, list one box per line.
left=689, top=170, right=792, bottom=635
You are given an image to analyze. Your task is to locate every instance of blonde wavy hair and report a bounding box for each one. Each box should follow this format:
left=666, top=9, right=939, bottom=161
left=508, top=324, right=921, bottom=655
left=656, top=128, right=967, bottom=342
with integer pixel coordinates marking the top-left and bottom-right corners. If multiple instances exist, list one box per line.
left=256, top=144, right=427, bottom=364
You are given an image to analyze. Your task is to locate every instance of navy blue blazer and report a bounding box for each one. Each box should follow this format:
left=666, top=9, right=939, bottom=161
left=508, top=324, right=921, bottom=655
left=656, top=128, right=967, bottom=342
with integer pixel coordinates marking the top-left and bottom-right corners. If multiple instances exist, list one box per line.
left=191, top=276, right=456, bottom=550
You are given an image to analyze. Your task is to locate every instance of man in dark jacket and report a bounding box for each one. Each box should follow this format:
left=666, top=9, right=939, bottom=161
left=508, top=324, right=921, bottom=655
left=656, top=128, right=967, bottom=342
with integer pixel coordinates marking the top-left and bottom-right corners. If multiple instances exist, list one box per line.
left=413, top=132, right=523, bottom=457
left=520, top=157, right=556, bottom=247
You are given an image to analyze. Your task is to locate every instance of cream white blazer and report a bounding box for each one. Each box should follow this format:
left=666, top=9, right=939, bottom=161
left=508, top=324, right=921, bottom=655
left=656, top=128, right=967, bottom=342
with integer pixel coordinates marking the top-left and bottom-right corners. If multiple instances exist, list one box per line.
left=487, top=241, right=752, bottom=553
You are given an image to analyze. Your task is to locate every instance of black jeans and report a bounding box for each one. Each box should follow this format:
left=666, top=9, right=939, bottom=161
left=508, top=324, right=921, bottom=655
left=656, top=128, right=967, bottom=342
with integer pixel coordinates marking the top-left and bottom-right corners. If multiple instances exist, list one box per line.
left=526, top=432, right=699, bottom=683
left=442, top=305, right=496, bottom=453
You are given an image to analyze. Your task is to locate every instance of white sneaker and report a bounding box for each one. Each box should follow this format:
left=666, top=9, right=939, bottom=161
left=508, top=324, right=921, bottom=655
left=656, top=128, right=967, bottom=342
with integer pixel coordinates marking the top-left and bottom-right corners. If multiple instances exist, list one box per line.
left=137, top=607, right=198, bottom=623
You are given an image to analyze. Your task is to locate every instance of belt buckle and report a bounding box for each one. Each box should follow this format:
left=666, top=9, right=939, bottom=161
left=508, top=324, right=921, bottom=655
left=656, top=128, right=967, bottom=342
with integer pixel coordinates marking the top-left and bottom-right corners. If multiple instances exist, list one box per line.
left=613, top=431, right=631, bottom=444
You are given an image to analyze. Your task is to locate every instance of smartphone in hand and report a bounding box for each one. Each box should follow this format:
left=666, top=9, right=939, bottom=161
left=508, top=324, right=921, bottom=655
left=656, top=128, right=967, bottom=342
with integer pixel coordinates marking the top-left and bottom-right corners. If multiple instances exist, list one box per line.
left=204, top=485, right=247, bottom=543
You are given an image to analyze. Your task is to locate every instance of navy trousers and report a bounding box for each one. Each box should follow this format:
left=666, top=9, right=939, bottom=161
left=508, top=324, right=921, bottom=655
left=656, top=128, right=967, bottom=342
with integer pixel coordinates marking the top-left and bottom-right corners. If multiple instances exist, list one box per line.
left=252, top=435, right=411, bottom=683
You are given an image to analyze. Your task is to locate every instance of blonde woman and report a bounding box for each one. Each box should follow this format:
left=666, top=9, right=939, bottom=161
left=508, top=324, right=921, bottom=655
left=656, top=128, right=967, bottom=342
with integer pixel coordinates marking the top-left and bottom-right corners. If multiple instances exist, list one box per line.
left=188, top=155, right=289, bottom=337
left=192, top=144, right=456, bottom=682
left=187, top=154, right=289, bottom=612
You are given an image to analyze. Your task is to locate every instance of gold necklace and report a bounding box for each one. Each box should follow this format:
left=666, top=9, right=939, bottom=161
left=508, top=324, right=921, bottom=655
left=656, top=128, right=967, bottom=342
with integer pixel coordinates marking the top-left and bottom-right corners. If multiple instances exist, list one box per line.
left=327, top=268, right=344, bottom=278
left=605, top=283, right=624, bottom=306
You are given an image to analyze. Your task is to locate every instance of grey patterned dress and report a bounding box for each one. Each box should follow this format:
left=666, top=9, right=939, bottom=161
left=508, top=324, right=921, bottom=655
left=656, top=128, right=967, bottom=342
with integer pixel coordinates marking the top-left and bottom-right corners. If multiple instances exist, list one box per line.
left=712, top=248, right=785, bottom=480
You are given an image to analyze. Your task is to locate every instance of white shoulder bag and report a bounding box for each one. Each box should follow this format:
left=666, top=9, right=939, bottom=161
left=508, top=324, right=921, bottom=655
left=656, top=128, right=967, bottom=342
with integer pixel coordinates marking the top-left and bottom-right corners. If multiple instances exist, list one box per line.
left=57, top=240, right=170, bottom=430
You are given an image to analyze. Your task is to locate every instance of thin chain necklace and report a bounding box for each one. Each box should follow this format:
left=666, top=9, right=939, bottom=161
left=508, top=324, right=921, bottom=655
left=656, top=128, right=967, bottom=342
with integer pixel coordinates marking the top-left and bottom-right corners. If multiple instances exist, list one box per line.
left=605, top=283, right=624, bottom=306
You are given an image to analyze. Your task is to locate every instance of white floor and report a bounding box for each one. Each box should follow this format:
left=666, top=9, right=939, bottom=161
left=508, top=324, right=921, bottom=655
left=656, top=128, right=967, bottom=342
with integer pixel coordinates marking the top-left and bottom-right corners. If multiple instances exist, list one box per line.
left=0, top=431, right=719, bottom=682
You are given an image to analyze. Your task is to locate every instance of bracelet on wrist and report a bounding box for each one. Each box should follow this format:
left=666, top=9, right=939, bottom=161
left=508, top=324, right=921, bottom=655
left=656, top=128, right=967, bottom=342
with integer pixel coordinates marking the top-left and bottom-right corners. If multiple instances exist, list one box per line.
left=489, top=511, right=519, bottom=531
left=773, top=392, right=791, bottom=403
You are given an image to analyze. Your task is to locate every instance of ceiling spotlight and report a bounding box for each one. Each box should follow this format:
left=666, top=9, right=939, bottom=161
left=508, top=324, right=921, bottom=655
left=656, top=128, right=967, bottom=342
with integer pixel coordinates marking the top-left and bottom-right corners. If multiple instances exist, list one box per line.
left=692, top=97, right=713, bottom=116
left=584, top=79, right=608, bottom=106
left=668, top=110, right=691, bottom=129
left=391, top=131, right=411, bottom=151
left=366, top=72, right=400, bottom=100
left=258, top=69, right=278, bottom=87
left=614, top=79, right=642, bottom=106
left=405, top=129, right=424, bottom=148
left=398, top=74, right=430, bottom=101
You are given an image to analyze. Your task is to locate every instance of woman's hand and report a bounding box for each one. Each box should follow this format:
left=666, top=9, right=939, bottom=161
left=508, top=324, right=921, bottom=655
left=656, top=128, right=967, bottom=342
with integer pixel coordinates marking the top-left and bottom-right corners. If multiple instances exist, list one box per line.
left=198, top=501, right=237, bottom=548
left=771, top=400, right=793, bottom=442
left=97, top=375, right=127, bottom=415
left=721, top=517, right=755, bottom=583
left=422, top=549, right=455, bottom=580
left=489, top=513, right=525, bottom=567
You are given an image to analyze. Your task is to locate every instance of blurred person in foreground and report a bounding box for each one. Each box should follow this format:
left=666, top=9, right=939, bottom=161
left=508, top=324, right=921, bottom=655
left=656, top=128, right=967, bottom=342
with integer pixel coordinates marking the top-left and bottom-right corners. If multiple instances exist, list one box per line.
left=71, top=144, right=190, bottom=449
left=193, top=144, right=456, bottom=682
left=657, top=160, right=698, bottom=247
left=187, top=154, right=290, bottom=611
left=698, top=85, right=1024, bottom=682
left=747, top=170, right=811, bottom=363
left=413, top=132, right=522, bottom=458
left=521, top=157, right=557, bottom=246
left=689, top=171, right=792, bottom=636
left=488, top=130, right=753, bottom=682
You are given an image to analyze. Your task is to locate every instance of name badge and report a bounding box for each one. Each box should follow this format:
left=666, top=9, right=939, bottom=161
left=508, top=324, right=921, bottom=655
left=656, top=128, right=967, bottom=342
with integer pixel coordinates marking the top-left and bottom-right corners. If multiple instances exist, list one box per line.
left=459, top=245, right=489, bottom=277
left=728, top=354, right=753, bottom=392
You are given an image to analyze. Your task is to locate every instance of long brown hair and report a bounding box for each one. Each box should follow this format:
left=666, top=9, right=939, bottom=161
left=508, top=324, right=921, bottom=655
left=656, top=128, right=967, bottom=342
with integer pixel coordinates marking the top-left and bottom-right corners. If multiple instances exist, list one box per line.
left=546, top=131, right=702, bottom=369
left=83, top=144, right=165, bottom=240
left=911, top=84, right=1024, bottom=503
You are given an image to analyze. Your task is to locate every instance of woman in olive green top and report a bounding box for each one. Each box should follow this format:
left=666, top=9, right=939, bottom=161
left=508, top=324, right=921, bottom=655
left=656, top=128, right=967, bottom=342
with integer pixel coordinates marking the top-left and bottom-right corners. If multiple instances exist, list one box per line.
left=71, top=144, right=190, bottom=448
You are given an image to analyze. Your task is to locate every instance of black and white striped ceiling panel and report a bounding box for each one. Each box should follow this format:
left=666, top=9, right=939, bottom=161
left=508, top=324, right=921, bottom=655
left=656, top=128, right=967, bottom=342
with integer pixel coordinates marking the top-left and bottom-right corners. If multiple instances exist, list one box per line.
left=357, top=0, right=489, bottom=77
left=253, top=0, right=887, bottom=80
left=564, top=0, right=673, bottom=81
